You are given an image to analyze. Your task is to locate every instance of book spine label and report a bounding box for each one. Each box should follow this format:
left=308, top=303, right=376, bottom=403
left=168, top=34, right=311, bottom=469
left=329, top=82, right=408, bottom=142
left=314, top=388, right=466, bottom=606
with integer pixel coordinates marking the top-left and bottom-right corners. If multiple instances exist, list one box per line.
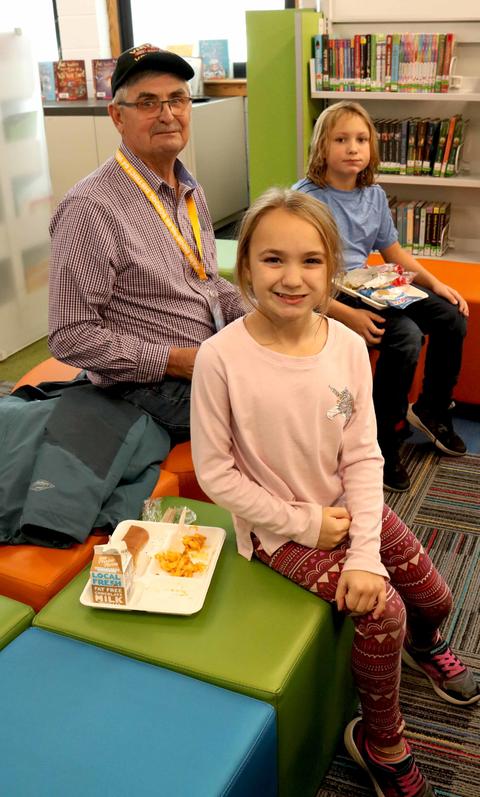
left=322, top=35, right=330, bottom=89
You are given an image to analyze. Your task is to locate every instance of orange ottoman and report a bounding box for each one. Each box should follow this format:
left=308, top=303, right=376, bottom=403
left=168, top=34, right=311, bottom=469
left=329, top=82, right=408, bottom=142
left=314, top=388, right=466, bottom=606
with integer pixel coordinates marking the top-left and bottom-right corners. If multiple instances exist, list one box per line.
left=13, top=358, right=81, bottom=389
left=162, top=441, right=211, bottom=502
left=0, top=534, right=108, bottom=612
left=427, top=260, right=480, bottom=405
left=366, top=254, right=479, bottom=405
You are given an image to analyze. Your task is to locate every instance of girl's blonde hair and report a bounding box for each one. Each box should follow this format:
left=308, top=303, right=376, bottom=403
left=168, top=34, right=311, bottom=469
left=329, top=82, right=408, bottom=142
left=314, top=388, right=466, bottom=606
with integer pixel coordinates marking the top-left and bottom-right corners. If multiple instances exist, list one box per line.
left=306, top=101, right=379, bottom=188
left=235, top=187, right=343, bottom=314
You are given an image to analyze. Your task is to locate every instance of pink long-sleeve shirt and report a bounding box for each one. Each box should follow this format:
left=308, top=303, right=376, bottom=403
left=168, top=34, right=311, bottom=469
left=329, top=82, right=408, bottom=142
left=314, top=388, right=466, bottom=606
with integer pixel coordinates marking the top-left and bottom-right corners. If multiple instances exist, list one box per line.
left=191, top=317, right=388, bottom=578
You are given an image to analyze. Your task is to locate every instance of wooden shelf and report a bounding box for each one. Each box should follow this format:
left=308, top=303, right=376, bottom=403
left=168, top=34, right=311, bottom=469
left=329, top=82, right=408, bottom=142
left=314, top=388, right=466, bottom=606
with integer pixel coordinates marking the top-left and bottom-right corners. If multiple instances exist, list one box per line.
left=376, top=174, right=480, bottom=188
left=204, top=80, right=247, bottom=98
left=311, top=90, right=480, bottom=101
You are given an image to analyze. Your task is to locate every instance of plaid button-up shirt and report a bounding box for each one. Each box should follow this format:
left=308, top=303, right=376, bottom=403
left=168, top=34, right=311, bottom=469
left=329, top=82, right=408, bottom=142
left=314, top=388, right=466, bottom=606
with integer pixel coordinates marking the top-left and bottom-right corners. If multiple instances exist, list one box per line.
left=49, top=143, right=245, bottom=386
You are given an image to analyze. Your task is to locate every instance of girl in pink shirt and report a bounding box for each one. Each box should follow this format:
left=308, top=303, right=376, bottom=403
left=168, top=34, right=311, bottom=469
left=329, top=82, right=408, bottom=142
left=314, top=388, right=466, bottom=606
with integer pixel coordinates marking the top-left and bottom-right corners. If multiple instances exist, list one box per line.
left=190, top=188, right=478, bottom=797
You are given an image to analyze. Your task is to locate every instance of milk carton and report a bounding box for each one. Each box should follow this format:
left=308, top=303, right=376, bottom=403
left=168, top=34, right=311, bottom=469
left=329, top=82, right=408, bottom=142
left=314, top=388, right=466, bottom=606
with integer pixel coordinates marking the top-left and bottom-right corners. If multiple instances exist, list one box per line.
left=90, top=541, right=134, bottom=605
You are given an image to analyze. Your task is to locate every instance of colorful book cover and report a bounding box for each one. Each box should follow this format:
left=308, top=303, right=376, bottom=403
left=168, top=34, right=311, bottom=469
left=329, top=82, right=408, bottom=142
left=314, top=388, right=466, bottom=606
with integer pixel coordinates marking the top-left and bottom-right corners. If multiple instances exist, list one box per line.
left=313, top=35, right=323, bottom=91
left=433, top=118, right=450, bottom=176
left=395, top=200, right=407, bottom=245
left=406, top=118, right=418, bottom=175
left=92, top=58, right=116, bottom=99
left=412, top=201, right=424, bottom=255
left=437, top=202, right=451, bottom=254
left=385, top=34, right=393, bottom=91
left=354, top=34, right=361, bottom=91
left=399, top=119, right=409, bottom=175
left=376, top=119, right=387, bottom=171
left=390, top=33, right=400, bottom=92
left=414, top=119, right=427, bottom=175
left=365, top=34, right=372, bottom=91
left=430, top=202, right=441, bottom=254
left=39, top=61, right=56, bottom=101
left=434, top=34, right=446, bottom=93
left=54, top=60, right=87, bottom=101
left=446, top=117, right=465, bottom=176
left=422, top=119, right=439, bottom=174
left=405, top=200, right=417, bottom=252
left=441, top=33, right=455, bottom=93
left=199, top=39, right=229, bottom=79
left=424, top=204, right=434, bottom=256
left=393, top=120, right=402, bottom=172
left=418, top=202, right=428, bottom=255
left=322, top=34, right=330, bottom=90
left=440, top=115, right=458, bottom=176
left=386, top=120, right=396, bottom=172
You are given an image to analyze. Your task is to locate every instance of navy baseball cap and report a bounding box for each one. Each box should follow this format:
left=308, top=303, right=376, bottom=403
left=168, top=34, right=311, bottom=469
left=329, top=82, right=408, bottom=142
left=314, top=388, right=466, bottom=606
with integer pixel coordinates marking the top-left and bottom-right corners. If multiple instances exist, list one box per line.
left=111, top=43, right=194, bottom=97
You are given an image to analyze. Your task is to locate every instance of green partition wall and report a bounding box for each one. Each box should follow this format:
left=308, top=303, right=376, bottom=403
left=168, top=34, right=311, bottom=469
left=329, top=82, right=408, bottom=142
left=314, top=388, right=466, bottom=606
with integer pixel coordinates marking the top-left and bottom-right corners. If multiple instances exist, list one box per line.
left=246, top=9, right=321, bottom=200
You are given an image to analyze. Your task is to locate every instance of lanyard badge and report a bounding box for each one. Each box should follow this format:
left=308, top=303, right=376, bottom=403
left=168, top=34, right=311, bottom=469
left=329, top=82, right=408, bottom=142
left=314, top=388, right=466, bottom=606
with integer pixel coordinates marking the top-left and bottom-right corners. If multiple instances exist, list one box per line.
left=116, top=149, right=224, bottom=330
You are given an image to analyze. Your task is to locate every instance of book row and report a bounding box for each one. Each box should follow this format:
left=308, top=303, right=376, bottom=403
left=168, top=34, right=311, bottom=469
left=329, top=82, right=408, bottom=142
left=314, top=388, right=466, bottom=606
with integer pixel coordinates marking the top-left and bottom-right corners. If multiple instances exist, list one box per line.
left=374, top=116, right=465, bottom=177
left=312, top=32, right=456, bottom=93
left=38, top=59, right=117, bottom=102
left=388, top=197, right=450, bottom=256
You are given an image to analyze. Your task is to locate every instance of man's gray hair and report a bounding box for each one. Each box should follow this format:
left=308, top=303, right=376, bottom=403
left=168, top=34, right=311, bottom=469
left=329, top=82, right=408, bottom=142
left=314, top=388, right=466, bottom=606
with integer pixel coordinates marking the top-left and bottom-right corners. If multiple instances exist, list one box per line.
left=113, top=70, right=189, bottom=103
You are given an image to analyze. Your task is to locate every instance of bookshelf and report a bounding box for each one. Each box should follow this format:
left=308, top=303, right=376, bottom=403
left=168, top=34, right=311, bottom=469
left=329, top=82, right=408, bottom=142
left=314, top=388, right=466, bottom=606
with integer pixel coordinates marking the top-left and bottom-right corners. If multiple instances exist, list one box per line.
left=308, top=8, right=480, bottom=263
left=245, top=8, right=480, bottom=262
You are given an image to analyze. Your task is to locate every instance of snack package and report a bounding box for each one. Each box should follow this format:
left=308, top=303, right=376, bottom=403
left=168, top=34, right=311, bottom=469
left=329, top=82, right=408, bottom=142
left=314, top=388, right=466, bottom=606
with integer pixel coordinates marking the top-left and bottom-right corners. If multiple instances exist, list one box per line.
left=142, top=498, right=197, bottom=525
left=340, top=264, right=423, bottom=309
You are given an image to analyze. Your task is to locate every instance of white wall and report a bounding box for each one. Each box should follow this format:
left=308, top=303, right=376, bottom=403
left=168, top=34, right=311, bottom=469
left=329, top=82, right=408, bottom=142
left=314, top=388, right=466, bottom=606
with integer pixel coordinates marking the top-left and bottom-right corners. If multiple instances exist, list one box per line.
left=56, top=0, right=111, bottom=98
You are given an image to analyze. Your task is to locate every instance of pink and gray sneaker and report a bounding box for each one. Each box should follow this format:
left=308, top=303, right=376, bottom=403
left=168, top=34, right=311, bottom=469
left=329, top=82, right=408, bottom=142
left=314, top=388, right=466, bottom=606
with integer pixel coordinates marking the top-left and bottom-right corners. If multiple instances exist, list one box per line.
left=344, top=717, right=435, bottom=797
left=402, top=638, right=480, bottom=706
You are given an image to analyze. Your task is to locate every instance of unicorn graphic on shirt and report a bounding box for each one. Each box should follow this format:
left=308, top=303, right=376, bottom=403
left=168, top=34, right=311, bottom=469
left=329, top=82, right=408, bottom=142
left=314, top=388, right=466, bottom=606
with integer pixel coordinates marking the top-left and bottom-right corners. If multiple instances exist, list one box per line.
left=327, top=385, right=354, bottom=422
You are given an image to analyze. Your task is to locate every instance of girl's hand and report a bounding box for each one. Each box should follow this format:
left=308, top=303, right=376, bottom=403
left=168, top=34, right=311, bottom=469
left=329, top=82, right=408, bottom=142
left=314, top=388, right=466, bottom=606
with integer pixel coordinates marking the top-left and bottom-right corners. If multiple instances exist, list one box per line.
left=335, top=570, right=387, bottom=620
left=316, top=506, right=351, bottom=550
left=345, top=307, right=386, bottom=345
left=431, top=279, right=469, bottom=317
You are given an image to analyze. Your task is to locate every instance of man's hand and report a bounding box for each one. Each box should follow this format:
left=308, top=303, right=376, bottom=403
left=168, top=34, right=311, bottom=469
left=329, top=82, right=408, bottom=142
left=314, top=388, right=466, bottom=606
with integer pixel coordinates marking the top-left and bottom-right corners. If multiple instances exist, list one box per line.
left=316, top=506, right=351, bottom=550
left=345, top=307, right=386, bottom=345
left=335, top=570, right=387, bottom=620
left=166, top=347, right=199, bottom=380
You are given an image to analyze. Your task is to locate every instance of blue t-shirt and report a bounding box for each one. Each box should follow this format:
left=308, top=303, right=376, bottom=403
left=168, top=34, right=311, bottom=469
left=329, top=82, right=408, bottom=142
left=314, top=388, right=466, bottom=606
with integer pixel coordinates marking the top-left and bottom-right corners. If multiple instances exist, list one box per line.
left=292, top=179, right=398, bottom=271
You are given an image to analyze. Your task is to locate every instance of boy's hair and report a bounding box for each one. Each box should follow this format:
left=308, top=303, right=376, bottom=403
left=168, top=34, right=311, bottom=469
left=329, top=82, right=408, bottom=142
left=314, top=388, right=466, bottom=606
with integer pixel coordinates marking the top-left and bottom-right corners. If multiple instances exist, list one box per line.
left=306, top=101, right=379, bottom=188
left=235, top=187, right=343, bottom=313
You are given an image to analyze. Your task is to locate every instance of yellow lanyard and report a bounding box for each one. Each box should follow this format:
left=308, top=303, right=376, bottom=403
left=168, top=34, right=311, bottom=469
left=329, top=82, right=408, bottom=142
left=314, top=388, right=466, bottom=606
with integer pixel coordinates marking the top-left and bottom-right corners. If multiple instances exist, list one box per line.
left=115, top=149, right=207, bottom=281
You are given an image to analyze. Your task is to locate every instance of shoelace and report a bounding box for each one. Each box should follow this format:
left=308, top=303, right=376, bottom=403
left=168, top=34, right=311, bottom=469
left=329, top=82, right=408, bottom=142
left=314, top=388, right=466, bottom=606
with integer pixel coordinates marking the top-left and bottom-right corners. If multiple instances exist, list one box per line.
left=369, top=751, right=425, bottom=797
left=396, top=762, right=426, bottom=797
left=431, top=642, right=466, bottom=680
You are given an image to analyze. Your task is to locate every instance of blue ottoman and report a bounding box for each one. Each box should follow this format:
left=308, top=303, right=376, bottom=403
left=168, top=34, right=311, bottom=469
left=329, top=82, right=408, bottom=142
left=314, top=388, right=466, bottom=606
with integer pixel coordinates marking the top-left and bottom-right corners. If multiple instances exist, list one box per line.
left=1, top=628, right=277, bottom=797
left=0, top=594, right=34, bottom=649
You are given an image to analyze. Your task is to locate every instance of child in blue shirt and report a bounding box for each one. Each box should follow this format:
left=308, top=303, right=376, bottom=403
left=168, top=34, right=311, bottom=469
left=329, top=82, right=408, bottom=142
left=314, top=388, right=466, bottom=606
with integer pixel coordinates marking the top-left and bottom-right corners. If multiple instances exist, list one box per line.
left=294, top=101, right=468, bottom=492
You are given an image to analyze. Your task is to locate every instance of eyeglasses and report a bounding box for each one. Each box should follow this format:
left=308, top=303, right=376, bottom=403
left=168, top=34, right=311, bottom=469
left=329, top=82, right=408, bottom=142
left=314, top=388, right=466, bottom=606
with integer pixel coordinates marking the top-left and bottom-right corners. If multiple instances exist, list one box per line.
left=116, top=96, right=192, bottom=117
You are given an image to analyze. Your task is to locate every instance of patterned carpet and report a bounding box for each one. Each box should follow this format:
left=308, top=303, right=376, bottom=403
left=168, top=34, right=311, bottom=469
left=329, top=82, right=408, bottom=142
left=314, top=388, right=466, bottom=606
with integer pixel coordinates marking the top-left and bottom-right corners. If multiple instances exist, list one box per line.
left=317, top=443, right=480, bottom=797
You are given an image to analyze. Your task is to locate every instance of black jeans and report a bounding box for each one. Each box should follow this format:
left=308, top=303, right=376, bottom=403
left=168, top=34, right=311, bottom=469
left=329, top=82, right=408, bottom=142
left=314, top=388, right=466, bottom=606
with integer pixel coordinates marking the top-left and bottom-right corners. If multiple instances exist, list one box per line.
left=111, top=376, right=191, bottom=447
left=338, top=288, right=467, bottom=450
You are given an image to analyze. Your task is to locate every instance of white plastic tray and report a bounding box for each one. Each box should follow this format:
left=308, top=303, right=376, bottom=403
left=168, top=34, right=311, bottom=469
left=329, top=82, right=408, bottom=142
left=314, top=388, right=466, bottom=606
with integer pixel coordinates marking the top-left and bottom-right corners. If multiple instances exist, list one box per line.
left=335, top=281, right=428, bottom=309
left=80, top=519, right=226, bottom=615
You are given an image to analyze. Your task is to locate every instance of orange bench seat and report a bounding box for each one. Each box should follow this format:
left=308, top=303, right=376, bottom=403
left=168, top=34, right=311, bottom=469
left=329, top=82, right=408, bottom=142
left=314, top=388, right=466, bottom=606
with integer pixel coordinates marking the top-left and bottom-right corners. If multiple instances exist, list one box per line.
left=0, top=362, right=180, bottom=610
left=367, top=254, right=480, bottom=405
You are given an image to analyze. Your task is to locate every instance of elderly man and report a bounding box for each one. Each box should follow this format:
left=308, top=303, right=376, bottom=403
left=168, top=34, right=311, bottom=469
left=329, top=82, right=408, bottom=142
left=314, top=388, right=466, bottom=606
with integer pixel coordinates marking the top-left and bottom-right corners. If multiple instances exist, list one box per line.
left=49, top=43, right=245, bottom=444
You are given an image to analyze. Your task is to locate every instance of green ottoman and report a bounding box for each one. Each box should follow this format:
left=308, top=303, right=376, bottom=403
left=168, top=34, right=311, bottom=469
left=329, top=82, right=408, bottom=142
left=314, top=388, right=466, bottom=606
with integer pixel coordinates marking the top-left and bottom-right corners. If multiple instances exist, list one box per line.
left=0, top=595, right=35, bottom=649
left=34, top=497, right=356, bottom=797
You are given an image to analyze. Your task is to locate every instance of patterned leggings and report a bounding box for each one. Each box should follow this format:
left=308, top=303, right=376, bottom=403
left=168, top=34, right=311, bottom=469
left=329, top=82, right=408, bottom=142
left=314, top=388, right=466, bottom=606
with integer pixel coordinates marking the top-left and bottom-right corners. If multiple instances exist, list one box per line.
left=253, top=504, right=452, bottom=747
